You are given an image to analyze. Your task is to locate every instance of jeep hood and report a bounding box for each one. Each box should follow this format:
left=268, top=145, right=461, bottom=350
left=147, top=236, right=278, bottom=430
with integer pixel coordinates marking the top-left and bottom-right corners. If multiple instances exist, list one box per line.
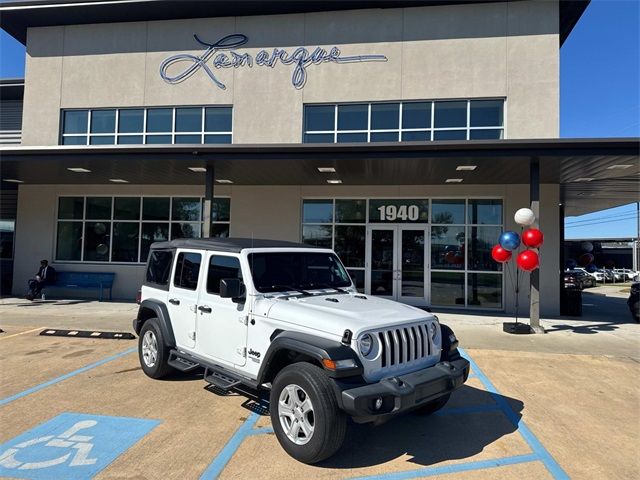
left=255, top=293, right=433, bottom=337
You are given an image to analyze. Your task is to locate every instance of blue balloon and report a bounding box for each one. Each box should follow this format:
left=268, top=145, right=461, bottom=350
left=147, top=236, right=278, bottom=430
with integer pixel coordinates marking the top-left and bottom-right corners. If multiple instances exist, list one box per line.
left=566, top=259, right=577, bottom=269
left=499, top=231, right=521, bottom=251
left=585, top=263, right=597, bottom=273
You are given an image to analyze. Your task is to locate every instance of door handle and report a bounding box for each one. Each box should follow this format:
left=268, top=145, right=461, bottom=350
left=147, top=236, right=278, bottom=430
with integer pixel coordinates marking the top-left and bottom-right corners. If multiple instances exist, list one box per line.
left=198, top=305, right=212, bottom=314
left=169, top=298, right=180, bottom=305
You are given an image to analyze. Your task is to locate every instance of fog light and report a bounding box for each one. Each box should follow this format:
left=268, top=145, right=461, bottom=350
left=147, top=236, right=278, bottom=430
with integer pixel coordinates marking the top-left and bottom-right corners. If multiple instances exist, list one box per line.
left=374, top=397, right=383, bottom=411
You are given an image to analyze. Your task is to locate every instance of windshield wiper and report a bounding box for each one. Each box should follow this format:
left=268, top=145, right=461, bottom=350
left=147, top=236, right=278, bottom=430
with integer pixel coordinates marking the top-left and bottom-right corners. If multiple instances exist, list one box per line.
left=269, top=285, right=313, bottom=296
left=300, top=283, right=350, bottom=294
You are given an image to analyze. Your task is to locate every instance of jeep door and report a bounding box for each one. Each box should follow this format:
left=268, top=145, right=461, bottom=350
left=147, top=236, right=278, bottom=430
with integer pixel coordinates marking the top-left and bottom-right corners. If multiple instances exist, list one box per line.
left=167, top=249, right=203, bottom=349
left=196, top=253, right=247, bottom=367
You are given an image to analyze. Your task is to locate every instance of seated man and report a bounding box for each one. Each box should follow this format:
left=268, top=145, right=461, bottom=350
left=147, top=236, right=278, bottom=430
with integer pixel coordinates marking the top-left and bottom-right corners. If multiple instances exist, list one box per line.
left=26, top=260, right=56, bottom=300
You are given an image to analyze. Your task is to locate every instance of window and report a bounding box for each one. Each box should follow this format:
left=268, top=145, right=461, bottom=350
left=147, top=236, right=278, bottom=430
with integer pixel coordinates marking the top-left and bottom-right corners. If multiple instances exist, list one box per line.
left=61, top=106, right=232, bottom=145
left=302, top=199, right=366, bottom=292
left=430, top=199, right=503, bottom=308
left=207, top=256, right=242, bottom=294
left=248, top=252, right=352, bottom=293
left=302, top=198, right=503, bottom=308
left=146, top=250, right=173, bottom=286
left=174, top=252, right=202, bottom=290
left=303, top=99, right=504, bottom=143
left=55, top=196, right=231, bottom=263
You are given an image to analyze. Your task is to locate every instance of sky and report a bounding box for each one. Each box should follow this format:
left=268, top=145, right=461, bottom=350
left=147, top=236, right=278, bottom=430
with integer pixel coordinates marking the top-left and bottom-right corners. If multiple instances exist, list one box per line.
left=0, top=0, right=638, bottom=239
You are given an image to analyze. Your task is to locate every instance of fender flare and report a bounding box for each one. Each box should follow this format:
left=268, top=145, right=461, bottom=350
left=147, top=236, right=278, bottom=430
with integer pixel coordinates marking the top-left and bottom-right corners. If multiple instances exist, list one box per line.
left=257, top=330, right=363, bottom=384
left=133, top=299, right=176, bottom=347
left=439, top=323, right=461, bottom=361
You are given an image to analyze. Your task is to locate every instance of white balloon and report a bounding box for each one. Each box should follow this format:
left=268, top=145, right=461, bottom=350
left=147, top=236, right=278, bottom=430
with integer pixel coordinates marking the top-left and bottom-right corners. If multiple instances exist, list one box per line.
left=514, top=208, right=536, bottom=226
left=581, top=241, right=594, bottom=253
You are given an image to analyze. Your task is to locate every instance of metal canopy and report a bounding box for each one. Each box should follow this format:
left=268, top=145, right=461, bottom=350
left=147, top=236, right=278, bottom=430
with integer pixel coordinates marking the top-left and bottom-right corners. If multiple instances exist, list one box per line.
left=0, top=138, right=637, bottom=216
left=0, top=0, right=589, bottom=46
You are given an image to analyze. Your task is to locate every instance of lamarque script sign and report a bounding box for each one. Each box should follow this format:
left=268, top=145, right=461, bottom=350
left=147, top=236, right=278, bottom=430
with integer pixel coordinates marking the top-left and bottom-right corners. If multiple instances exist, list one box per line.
left=159, top=34, right=387, bottom=90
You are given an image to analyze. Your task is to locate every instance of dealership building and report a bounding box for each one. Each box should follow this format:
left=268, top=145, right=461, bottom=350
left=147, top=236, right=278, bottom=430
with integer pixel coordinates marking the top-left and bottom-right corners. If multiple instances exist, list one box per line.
left=1, top=0, right=638, bottom=316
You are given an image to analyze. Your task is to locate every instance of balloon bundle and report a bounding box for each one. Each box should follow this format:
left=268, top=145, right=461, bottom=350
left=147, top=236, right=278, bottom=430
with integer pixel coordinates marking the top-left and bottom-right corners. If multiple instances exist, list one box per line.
left=565, top=242, right=596, bottom=273
left=491, top=208, right=544, bottom=325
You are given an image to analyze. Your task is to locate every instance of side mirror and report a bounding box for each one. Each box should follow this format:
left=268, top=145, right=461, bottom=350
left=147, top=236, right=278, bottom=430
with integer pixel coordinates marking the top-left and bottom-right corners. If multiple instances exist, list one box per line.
left=220, top=278, right=245, bottom=300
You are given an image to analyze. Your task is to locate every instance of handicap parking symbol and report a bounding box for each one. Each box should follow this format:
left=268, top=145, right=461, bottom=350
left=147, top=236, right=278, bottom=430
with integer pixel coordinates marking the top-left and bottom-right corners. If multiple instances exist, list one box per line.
left=0, top=412, right=160, bottom=479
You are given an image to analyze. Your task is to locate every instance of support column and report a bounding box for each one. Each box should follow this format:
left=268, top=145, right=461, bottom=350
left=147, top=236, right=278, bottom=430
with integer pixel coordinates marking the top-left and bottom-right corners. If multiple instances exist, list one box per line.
left=559, top=202, right=565, bottom=314
left=529, top=158, right=544, bottom=333
left=202, top=165, right=215, bottom=238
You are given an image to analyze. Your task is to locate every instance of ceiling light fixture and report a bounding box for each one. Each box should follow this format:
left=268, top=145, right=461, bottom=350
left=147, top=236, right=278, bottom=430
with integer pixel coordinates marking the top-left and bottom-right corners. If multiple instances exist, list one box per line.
left=317, top=167, right=336, bottom=173
left=3, top=178, right=23, bottom=183
left=445, top=178, right=463, bottom=183
left=456, top=165, right=477, bottom=171
left=573, top=177, right=594, bottom=182
left=606, top=164, right=632, bottom=170
left=109, top=179, right=128, bottom=183
left=215, top=179, right=233, bottom=184
left=67, top=167, right=91, bottom=173
left=327, top=179, right=342, bottom=184
left=188, top=167, right=207, bottom=172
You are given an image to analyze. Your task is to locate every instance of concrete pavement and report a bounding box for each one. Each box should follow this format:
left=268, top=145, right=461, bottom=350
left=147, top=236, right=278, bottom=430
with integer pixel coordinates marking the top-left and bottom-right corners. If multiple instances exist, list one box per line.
left=0, top=290, right=638, bottom=479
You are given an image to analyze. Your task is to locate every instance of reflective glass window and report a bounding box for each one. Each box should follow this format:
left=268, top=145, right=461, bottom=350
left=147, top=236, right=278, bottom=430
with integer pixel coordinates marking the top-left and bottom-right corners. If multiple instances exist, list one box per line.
left=304, top=105, right=335, bottom=131
left=90, top=110, right=116, bottom=134
left=337, top=104, right=367, bottom=130
left=63, top=110, right=88, bottom=134
left=371, top=103, right=399, bottom=130
left=118, top=109, right=144, bottom=133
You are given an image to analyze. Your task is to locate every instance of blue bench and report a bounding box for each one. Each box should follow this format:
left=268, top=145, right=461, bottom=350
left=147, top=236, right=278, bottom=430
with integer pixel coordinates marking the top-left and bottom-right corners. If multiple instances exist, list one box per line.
left=46, top=272, right=115, bottom=301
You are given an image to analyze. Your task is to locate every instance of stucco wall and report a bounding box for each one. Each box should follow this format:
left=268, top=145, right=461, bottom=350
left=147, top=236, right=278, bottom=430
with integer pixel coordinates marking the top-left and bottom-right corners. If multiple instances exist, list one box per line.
left=21, top=0, right=559, bottom=145
left=13, top=183, right=560, bottom=316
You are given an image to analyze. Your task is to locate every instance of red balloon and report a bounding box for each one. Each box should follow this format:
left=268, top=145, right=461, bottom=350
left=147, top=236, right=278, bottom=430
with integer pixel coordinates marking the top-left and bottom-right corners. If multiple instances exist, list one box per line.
left=522, top=228, right=544, bottom=248
left=578, top=253, right=594, bottom=267
left=517, top=250, right=539, bottom=271
left=491, top=245, right=512, bottom=263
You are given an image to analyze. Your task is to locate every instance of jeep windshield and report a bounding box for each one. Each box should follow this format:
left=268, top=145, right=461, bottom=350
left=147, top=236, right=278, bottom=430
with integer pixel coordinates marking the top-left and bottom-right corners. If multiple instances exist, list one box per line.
left=248, top=252, right=353, bottom=294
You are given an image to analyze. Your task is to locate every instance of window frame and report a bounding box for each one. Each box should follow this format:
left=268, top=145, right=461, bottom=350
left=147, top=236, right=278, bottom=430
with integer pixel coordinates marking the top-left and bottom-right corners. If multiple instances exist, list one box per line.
left=60, top=105, right=233, bottom=145
left=301, top=196, right=504, bottom=310
left=302, top=98, right=506, bottom=143
left=54, top=195, right=231, bottom=265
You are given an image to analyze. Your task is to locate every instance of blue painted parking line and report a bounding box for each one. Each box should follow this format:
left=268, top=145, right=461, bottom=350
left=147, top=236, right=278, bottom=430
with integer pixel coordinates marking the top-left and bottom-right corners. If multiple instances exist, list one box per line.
left=0, top=412, right=160, bottom=479
left=199, top=413, right=261, bottom=480
left=0, top=347, right=137, bottom=407
left=198, top=349, right=568, bottom=479
left=459, top=348, right=569, bottom=480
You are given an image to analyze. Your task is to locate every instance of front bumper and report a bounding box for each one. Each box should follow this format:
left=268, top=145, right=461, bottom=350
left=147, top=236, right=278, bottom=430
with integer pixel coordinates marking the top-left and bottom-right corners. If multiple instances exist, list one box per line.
left=340, top=357, right=470, bottom=423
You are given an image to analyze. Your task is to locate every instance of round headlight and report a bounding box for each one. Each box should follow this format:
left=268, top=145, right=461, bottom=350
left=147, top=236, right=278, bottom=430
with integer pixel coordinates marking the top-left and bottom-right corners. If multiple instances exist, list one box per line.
left=359, top=334, right=374, bottom=357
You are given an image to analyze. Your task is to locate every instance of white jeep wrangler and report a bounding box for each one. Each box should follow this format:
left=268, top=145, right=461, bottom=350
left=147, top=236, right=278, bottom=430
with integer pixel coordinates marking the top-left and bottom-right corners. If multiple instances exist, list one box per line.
left=134, top=238, right=469, bottom=464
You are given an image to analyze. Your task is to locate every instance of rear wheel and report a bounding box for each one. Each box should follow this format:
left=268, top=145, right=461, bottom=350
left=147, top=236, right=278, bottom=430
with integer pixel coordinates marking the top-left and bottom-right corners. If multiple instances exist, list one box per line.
left=270, top=363, right=346, bottom=464
left=138, top=317, right=173, bottom=379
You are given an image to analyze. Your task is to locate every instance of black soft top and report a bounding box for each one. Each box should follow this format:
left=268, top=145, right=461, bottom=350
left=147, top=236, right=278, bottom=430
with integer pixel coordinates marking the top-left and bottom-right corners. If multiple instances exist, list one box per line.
left=150, top=237, right=318, bottom=253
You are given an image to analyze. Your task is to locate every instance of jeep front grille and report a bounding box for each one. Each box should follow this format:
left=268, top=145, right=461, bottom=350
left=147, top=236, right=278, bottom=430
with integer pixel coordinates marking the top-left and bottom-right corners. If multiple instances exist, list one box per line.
left=377, top=324, right=432, bottom=368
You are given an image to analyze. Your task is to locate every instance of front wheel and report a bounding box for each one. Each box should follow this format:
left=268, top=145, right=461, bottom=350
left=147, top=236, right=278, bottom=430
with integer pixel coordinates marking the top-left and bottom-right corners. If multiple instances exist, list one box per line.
left=270, top=363, right=346, bottom=464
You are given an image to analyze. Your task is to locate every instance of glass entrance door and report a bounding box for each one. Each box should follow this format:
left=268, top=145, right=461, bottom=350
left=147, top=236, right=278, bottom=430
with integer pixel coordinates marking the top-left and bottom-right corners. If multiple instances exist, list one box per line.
left=366, top=225, right=428, bottom=306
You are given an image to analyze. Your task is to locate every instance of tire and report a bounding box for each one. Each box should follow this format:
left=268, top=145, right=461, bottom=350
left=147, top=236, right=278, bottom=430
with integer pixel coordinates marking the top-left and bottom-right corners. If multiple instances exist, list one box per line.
left=270, top=363, right=346, bottom=464
left=138, top=317, right=174, bottom=379
left=414, top=393, right=451, bottom=415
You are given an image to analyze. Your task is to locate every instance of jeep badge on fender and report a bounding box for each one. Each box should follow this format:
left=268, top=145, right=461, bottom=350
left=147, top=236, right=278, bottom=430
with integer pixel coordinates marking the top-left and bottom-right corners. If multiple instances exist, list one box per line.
left=134, top=238, right=469, bottom=464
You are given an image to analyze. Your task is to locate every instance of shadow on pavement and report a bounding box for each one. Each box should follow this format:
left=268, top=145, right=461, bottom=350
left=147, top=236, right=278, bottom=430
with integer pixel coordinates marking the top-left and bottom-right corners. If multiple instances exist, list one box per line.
left=319, top=385, right=522, bottom=469
left=12, top=299, right=93, bottom=307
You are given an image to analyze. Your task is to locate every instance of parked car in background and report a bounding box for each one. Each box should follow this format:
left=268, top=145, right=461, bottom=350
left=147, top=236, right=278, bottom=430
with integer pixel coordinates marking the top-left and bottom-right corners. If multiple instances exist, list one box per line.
left=628, top=282, right=640, bottom=322
left=564, top=270, right=596, bottom=289
left=605, top=269, right=624, bottom=282
left=573, top=267, right=600, bottom=285
left=614, top=269, right=638, bottom=282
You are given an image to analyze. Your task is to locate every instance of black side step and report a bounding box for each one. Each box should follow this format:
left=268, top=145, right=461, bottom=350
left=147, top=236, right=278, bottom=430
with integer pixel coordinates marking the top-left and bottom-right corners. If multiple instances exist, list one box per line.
left=204, top=368, right=242, bottom=391
left=168, top=350, right=200, bottom=372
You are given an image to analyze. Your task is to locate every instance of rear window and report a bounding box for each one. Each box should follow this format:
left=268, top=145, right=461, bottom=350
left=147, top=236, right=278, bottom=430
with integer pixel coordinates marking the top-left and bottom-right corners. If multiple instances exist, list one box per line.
left=146, top=250, right=173, bottom=286
left=173, top=252, right=202, bottom=290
